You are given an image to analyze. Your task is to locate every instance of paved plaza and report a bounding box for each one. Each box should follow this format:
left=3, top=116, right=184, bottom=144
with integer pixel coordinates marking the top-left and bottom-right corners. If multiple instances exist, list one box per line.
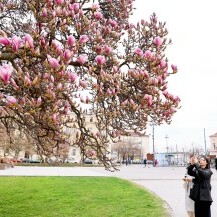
left=0, top=165, right=216, bottom=217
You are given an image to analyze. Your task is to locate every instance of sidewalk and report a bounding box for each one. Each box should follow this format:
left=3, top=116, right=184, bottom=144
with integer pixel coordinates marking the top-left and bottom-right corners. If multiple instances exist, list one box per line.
left=0, top=165, right=216, bottom=217
left=0, top=166, right=111, bottom=177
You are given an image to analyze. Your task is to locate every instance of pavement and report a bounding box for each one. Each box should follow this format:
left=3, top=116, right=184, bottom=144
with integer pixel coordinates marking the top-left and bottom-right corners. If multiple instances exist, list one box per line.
left=0, top=165, right=217, bottom=217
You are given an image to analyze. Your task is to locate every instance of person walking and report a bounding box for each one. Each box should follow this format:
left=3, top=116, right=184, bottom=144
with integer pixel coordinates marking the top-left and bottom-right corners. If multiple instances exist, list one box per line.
left=183, top=175, right=195, bottom=217
left=183, top=155, right=195, bottom=217
left=187, top=155, right=213, bottom=217
left=143, top=158, right=147, bottom=167
left=154, top=159, right=158, bottom=167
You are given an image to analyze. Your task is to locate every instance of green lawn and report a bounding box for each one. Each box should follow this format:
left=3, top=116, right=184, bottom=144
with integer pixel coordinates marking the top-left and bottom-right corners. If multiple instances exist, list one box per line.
left=0, top=177, right=169, bottom=217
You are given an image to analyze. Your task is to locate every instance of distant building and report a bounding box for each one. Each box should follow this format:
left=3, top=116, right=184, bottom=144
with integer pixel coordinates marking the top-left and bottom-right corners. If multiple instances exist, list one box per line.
left=68, top=113, right=151, bottom=163
left=209, top=132, right=217, bottom=157
left=113, top=131, right=150, bottom=163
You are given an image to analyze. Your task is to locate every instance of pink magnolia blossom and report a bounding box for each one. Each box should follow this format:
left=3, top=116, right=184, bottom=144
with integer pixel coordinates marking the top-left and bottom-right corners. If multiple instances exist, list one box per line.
left=62, top=8, right=68, bottom=16
left=72, top=3, right=80, bottom=13
left=55, top=6, right=62, bottom=16
left=43, top=73, right=49, bottom=80
left=63, top=49, right=72, bottom=61
left=162, top=72, right=168, bottom=80
left=159, top=60, right=167, bottom=69
left=56, top=45, right=63, bottom=55
left=47, top=55, right=60, bottom=68
left=112, top=66, right=118, bottom=73
left=144, top=50, right=152, bottom=58
left=6, top=96, right=17, bottom=104
left=153, top=36, right=163, bottom=47
left=11, top=36, right=22, bottom=52
left=55, top=0, right=64, bottom=5
left=24, top=76, right=31, bottom=86
left=134, top=48, right=143, bottom=56
left=36, top=97, right=42, bottom=106
left=138, top=70, right=144, bottom=77
left=50, top=75, right=55, bottom=83
left=20, top=97, right=26, bottom=106
left=143, top=70, right=149, bottom=78
left=105, top=45, right=112, bottom=54
left=25, top=34, right=34, bottom=48
left=57, top=83, right=63, bottom=90
left=79, top=80, right=87, bottom=88
left=146, top=95, right=153, bottom=106
left=52, top=113, right=57, bottom=122
left=109, top=19, right=117, bottom=28
left=174, top=96, right=181, bottom=102
left=52, top=11, right=56, bottom=17
left=96, top=45, right=102, bottom=54
left=106, top=89, right=112, bottom=96
left=171, top=64, right=178, bottom=72
left=122, top=99, right=128, bottom=106
left=52, top=40, right=59, bottom=49
left=67, top=35, right=75, bottom=47
left=49, top=83, right=54, bottom=89
left=40, top=37, right=46, bottom=47
left=79, top=35, right=88, bottom=44
left=63, top=102, right=70, bottom=114
left=10, top=78, right=19, bottom=90
left=92, top=3, right=100, bottom=10
left=69, top=72, right=77, bottom=82
left=94, top=12, right=103, bottom=20
left=42, top=8, right=47, bottom=17
left=0, top=64, right=12, bottom=84
left=10, top=78, right=17, bottom=87
left=0, top=37, right=11, bottom=46
left=95, top=55, right=105, bottom=65
left=77, top=55, right=87, bottom=65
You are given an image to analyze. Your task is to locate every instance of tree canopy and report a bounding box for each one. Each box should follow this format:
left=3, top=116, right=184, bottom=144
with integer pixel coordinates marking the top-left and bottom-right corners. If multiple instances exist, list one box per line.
left=0, top=0, right=180, bottom=170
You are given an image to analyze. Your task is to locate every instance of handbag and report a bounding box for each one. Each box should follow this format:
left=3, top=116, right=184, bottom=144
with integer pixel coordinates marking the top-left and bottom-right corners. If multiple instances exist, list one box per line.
left=189, top=183, right=200, bottom=201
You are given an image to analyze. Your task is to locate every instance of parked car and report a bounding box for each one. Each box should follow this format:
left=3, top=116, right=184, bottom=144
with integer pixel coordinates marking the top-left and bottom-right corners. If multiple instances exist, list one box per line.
left=65, top=158, right=77, bottom=163
left=83, top=159, right=93, bottom=164
left=20, top=158, right=40, bottom=163
left=9, top=158, right=22, bottom=163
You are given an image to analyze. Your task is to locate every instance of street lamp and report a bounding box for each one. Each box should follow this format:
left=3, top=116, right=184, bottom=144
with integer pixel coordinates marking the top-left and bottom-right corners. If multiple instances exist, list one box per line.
left=165, top=135, right=169, bottom=165
left=165, top=135, right=169, bottom=153
left=204, top=128, right=207, bottom=155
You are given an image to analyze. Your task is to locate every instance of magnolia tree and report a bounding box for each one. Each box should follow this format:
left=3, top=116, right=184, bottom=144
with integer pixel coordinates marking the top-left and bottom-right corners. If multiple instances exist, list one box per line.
left=0, top=0, right=180, bottom=170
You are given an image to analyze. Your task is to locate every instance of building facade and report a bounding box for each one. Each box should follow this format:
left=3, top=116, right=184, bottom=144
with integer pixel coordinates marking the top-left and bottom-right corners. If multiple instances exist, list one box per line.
left=209, top=132, right=217, bottom=157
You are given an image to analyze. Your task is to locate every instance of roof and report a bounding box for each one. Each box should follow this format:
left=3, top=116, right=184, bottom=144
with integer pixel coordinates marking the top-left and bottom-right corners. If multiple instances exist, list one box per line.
left=210, top=133, right=217, bottom=137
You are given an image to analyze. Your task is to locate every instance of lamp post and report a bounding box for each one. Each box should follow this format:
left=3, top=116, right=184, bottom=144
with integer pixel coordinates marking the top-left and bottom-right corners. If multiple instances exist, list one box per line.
left=165, top=135, right=169, bottom=165
left=204, top=128, right=207, bottom=155
left=165, top=135, right=169, bottom=153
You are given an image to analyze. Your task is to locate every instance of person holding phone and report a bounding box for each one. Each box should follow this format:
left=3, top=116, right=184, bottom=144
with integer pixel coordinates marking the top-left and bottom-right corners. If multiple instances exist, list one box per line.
left=187, top=155, right=213, bottom=217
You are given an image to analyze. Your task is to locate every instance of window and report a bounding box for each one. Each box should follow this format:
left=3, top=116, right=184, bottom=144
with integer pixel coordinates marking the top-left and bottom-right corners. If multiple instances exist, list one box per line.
left=90, top=117, right=93, bottom=122
left=72, top=149, right=76, bottom=156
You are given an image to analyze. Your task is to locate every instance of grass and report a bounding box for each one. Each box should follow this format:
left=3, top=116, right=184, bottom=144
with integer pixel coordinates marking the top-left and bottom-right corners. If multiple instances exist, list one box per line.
left=0, top=177, right=169, bottom=217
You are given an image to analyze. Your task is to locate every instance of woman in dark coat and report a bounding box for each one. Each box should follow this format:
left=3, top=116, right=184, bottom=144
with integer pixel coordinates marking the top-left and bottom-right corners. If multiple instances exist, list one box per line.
left=215, top=158, right=217, bottom=170
left=187, top=156, right=213, bottom=217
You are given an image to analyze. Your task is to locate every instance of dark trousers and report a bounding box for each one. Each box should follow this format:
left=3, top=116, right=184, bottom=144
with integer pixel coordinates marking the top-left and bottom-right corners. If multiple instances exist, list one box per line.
left=195, top=201, right=211, bottom=217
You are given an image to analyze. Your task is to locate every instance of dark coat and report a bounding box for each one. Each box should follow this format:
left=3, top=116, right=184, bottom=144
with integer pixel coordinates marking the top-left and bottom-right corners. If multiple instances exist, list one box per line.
left=187, top=163, right=213, bottom=202
left=215, top=158, right=217, bottom=170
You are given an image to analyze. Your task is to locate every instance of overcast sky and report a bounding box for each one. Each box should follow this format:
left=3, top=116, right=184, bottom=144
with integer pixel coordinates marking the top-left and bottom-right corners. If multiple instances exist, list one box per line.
left=132, top=0, right=217, bottom=153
